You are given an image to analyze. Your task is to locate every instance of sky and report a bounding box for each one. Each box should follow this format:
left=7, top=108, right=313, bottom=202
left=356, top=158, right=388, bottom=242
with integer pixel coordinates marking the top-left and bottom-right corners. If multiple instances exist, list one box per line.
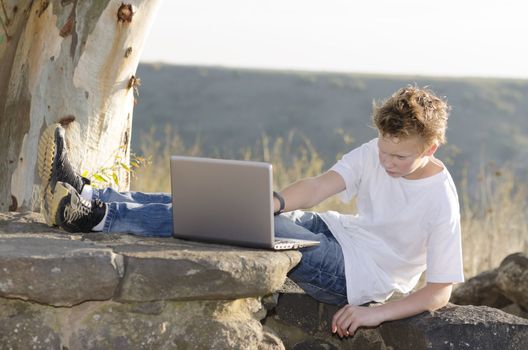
left=140, top=0, right=528, bottom=79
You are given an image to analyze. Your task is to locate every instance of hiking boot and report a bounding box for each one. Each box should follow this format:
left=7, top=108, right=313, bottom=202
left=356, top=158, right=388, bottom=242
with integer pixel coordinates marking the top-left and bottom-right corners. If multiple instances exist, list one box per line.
left=55, top=182, right=106, bottom=233
left=41, top=181, right=74, bottom=228
left=38, top=123, right=90, bottom=193
left=38, top=124, right=90, bottom=226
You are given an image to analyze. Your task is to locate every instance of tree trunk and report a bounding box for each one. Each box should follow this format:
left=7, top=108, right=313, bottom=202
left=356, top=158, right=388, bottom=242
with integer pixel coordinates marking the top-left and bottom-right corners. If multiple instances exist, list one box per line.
left=0, top=0, right=162, bottom=212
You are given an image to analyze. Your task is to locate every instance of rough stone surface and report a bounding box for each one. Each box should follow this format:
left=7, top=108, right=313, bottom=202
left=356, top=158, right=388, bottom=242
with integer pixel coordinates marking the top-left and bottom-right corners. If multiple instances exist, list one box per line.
left=496, top=253, right=528, bottom=310
left=265, top=293, right=387, bottom=350
left=265, top=292, right=528, bottom=350
left=502, top=303, right=528, bottom=320
left=0, top=211, right=301, bottom=304
left=0, top=297, right=283, bottom=350
left=0, top=211, right=301, bottom=349
left=450, top=268, right=512, bottom=308
left=114, top=242, right=299, bottom=302
left=450, top=252, right=528, bottom=321
left=0, top=236, right=122, bottom=306
left=379, top=304, right=528, bottom=350
left=3, top=212, right=528, bottom=349
left=0, top=298, right=62, bottom=350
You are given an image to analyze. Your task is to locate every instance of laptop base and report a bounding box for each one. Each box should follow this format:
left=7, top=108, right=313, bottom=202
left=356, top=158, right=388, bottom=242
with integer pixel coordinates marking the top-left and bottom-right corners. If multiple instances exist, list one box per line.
left=273, top=238, right=320, bottom=250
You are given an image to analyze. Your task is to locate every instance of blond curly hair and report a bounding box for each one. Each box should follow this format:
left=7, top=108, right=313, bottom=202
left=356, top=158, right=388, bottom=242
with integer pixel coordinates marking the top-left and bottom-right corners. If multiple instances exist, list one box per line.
left=372, top=86, right=450, bottom=150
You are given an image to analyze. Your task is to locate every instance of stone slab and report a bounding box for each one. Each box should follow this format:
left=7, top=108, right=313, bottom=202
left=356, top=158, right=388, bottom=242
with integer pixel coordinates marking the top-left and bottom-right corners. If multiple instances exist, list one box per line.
left=113, top=242, right=299, bottom=301
left=496, top=253, right=528, bottom=310
left=267, top=293, right=386, bottom=350
left=266, top=293, right=528, bottom=350
left=0, top=212, right=301, bottom=303
left=450, top=268, right=512, bottom=308
left=0, top=297, right=284, bottom=350
left=0, top=236, right=122, bottom=306
left=379, top=304, right=528, bottom=350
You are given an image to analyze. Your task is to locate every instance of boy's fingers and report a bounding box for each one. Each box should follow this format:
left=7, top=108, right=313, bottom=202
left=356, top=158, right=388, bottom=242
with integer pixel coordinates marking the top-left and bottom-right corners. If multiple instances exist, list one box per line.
left=331, top=305, right=348, bottom=332
left=336, top=308, right=355, bottom=337
left=335, top=314, right=348, bottom=336
left=341, top=314, right=356, bottom=337
left=348, top=321, right=359, bottom=337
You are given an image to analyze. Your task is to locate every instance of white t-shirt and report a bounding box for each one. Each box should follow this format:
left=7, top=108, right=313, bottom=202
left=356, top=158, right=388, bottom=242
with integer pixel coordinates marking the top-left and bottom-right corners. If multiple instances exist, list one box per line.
left=319, top=138, right=464, bottom=305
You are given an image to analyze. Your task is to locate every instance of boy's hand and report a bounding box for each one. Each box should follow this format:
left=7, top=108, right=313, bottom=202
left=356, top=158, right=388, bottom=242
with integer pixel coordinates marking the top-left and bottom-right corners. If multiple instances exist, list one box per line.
left=331, top=283, right=453, bottom=338
left=331, top=304, right=383, bottom=338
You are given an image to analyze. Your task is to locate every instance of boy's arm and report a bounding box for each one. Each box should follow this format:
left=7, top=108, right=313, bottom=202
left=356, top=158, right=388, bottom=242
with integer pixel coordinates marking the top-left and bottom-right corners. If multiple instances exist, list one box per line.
left=331, top=282, right=453, bottom=338
left=274, top=171, right=346, bottom=213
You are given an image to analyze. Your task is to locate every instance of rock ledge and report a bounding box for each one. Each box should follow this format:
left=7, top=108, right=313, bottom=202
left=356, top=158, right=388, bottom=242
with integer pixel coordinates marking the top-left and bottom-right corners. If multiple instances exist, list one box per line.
left=0, top=211, right=300, bottom=349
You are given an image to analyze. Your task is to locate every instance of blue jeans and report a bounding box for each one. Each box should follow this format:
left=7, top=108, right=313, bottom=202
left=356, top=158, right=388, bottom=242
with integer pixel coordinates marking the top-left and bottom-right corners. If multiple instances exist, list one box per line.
left=93, top=188, right=173, bottom=237
left=275, top=211, right=348, bottom=305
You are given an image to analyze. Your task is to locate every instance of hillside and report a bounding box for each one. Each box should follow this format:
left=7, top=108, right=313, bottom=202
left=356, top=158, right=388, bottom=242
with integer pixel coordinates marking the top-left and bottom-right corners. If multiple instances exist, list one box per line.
left=133, top=63, right=528, bottom=181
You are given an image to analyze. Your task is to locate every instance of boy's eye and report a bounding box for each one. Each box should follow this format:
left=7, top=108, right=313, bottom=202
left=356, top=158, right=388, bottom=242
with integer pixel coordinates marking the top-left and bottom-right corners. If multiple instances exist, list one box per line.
left=396, top=155, right=406, bottom=160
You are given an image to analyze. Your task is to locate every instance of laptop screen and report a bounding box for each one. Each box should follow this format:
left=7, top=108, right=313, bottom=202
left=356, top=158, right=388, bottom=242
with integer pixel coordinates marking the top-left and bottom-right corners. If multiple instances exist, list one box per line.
left=170, top=156, right=275, bottom=248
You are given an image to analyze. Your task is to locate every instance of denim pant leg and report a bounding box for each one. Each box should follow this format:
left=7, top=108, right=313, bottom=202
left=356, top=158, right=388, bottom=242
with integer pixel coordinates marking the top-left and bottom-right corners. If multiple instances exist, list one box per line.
left=275, top=211, right=347, bottom=305
left=92, top=188, right=173, bottom=237
left=93, top=188, right=172, bottom=204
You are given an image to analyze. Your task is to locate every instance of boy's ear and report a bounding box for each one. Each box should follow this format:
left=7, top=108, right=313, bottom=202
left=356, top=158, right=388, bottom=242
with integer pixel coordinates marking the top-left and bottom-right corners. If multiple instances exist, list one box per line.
left=425, top=144, right=438, bottom=156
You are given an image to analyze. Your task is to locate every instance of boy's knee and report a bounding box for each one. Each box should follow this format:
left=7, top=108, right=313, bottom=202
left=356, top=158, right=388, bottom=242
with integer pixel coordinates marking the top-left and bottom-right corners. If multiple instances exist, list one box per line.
left=274, top=211, right=312, bottom=231
left=274, top=214, right=295, bottom=232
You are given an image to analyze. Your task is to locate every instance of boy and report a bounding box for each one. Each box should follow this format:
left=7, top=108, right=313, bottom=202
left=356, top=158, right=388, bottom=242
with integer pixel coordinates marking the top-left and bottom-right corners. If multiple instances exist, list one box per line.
left=39, top=86, right=463, bottom=338
left=272, top=86, right=463, bottom=337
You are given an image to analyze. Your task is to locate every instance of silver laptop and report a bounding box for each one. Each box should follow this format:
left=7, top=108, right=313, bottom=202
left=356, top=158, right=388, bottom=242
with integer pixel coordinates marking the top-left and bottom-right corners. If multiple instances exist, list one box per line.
left=170, top=156, right=320, bottom=250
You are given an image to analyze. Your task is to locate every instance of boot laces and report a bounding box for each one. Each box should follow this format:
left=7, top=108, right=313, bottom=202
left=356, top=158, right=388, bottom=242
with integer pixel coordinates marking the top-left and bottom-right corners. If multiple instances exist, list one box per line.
left=64, top=195, right=92, bottom=223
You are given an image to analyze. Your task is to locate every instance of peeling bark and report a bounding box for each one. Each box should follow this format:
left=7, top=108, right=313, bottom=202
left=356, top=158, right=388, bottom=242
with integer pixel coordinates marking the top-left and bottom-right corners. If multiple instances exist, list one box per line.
left=0, top=0, right=162, bottom=212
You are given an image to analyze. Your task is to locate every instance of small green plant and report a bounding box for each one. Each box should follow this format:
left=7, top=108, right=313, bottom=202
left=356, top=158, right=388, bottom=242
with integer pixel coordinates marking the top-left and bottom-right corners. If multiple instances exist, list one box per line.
left=82, top=145, right=150, bottom=189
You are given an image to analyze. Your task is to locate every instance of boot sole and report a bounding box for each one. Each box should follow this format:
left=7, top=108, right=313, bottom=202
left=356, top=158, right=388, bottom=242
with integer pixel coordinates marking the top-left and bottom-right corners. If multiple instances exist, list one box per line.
left=50, top=182, right=72, bottom=228
left=37, top=123, right=61, bottom=190
left=37, top=123, right=61, bottom=225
